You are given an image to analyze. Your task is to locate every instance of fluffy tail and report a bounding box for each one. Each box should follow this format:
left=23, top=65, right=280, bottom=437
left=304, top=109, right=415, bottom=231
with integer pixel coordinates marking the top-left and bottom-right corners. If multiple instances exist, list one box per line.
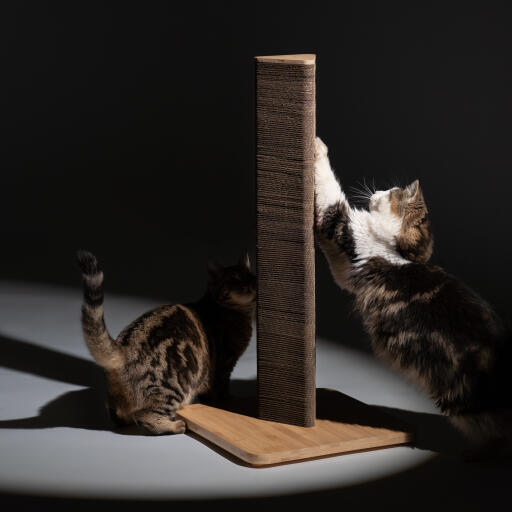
left=76, top=250, right=122, bottom=370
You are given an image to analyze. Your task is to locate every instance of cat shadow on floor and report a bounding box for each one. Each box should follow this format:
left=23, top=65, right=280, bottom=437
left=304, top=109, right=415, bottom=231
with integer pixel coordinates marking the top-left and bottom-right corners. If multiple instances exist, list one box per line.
left=0, top=333, right=117, bottom=432
left=0, top=333, right=467, bottom=452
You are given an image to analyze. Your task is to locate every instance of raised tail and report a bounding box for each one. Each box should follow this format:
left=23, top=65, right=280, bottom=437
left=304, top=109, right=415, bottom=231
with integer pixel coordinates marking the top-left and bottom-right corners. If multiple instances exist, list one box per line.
left=76, top=250, right=122, bottom=370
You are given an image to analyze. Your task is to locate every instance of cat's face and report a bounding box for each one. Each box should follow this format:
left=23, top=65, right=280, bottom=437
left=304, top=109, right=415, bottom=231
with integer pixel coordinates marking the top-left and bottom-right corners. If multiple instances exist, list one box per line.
left=367, top=180, right=433, bottom=263
left=207, top=251, right=257, bottom=308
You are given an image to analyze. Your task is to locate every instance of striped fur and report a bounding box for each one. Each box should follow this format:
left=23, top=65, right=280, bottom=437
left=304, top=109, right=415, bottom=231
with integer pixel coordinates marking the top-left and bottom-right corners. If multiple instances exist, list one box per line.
left=314, top=138, right=511, bottom=452
left=76, top=251, right=121, bottom=370
left=76, top=250, right=256, bottom=435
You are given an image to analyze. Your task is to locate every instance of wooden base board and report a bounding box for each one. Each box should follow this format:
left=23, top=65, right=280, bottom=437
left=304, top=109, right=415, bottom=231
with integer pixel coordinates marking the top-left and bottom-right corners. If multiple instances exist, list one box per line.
left=177, top=388, right=413, bottom=467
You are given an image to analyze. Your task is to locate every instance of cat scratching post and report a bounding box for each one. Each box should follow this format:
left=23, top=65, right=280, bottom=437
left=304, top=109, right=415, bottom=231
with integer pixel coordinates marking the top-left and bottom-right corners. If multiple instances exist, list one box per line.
left=255, top=54, right=316, bottom=427
left=178, top=55, right=412, bottom=466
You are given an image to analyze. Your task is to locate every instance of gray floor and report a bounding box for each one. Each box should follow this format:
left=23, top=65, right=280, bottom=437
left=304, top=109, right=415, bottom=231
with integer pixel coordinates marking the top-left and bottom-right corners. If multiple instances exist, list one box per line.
left=0, top=281, right=509, bottom=507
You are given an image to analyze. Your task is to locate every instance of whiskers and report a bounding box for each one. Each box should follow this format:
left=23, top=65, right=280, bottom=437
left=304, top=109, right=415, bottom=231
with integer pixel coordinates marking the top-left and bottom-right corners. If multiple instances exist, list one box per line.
left=349, top=178, right=376, bottom=207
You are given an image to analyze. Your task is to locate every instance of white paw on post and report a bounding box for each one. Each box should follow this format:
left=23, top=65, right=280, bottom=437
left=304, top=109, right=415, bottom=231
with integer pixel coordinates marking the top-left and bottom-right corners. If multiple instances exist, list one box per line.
left=314, top=136, right=328, bottom=160
left=314, top=136, right=344, bottom=216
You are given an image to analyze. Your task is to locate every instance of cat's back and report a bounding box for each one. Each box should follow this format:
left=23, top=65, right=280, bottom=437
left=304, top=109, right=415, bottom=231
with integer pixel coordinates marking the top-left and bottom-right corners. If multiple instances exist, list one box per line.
left=357, top=258, right=483, bottom=306
left=354, top=257, right=452, bottom=313
left=356, top=257, right=505, bottom=346
left=116, top=304, right=207, bottom=355
left=105, top=303, right=211, bottom=416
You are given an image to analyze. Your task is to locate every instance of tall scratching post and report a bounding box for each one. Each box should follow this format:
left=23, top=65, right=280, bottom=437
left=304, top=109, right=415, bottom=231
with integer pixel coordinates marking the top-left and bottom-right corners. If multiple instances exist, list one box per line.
left=177, top=54, right=412, bottom=466
left=256, top=54, right=316, bottom=427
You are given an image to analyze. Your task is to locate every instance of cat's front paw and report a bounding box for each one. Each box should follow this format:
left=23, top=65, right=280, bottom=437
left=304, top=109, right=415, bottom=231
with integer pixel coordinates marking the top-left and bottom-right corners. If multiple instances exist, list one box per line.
left=314, top=136, right=328, bottom=160
left=314, top=136, right=344, bottom=218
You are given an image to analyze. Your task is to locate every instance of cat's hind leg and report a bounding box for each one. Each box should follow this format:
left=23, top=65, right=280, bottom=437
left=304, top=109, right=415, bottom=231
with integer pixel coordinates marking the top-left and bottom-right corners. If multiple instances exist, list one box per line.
left=450, top=412, right=508, bottom=459
left=132, top=408, right=186, bottom=435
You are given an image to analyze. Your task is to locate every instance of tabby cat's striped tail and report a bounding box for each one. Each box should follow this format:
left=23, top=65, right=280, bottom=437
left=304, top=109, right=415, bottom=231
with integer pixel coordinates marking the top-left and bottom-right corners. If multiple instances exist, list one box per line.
left=76, top=250, right=122, bottom=370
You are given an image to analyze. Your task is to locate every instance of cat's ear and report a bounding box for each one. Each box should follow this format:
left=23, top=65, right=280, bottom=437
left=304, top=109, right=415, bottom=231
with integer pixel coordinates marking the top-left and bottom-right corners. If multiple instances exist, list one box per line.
left=207, top=259, right=223, bottom=279
left=397, top=180, right=433, bottom=263
left=404, top=180, right=427, bottom=221
left=406, top=179, right=420, bottom=198
left=238, top=249, right=251, bottom=271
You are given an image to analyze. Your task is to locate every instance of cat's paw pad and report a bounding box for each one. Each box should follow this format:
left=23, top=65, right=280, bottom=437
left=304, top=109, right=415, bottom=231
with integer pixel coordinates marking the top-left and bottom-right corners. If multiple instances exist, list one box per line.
left=314, top=137, right=328, bottom=160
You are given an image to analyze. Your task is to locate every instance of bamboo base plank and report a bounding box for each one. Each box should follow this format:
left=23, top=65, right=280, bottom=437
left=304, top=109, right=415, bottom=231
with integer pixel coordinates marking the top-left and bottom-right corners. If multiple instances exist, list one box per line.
left=177, top=388, right=413, bottom=467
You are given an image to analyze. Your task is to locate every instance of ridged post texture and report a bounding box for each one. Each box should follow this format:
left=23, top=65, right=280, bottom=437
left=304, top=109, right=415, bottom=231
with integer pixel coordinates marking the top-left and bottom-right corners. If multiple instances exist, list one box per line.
left=255, top=56, right=316, bottom=427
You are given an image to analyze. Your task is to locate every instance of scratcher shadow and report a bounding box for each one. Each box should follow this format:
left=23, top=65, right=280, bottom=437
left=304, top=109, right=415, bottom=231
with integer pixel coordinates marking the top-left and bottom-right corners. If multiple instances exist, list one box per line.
left=229, top=379, right=467, bottom=456
left=372, top=406, right=467, bottom=455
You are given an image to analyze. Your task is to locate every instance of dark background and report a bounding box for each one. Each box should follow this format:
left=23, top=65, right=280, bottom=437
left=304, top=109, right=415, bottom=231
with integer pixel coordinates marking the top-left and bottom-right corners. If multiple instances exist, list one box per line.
left=1, top=2, right=512, bottom=510
left=2, top=1, right=512, bottom=349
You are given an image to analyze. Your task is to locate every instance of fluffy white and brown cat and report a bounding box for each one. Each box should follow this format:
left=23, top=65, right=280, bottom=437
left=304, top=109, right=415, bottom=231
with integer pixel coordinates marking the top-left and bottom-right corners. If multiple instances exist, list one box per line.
left=314, top=136, right=511, bottom=453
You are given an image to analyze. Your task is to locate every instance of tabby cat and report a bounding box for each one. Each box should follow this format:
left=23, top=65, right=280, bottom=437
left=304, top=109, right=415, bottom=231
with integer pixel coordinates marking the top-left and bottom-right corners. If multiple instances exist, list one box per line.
left=76, top=250, right=256, bottom=435
left=314, top=136, right=511, bottom=449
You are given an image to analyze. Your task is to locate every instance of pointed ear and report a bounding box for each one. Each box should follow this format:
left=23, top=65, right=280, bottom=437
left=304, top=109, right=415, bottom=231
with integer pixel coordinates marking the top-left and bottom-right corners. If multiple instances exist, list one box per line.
left=403, top=180, right=427, bottom=228
left=397, top=180, right=433, bottom=263
left=207, top=259, right=222, bottom=279
left=406, top=179, right=420, bottom=198
left=238, top=249, right=251, bottom=271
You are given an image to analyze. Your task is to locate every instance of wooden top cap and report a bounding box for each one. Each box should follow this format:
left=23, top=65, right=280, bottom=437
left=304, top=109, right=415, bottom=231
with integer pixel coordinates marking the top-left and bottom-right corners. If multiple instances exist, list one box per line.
left=255, top=54, right=316, bottom=65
